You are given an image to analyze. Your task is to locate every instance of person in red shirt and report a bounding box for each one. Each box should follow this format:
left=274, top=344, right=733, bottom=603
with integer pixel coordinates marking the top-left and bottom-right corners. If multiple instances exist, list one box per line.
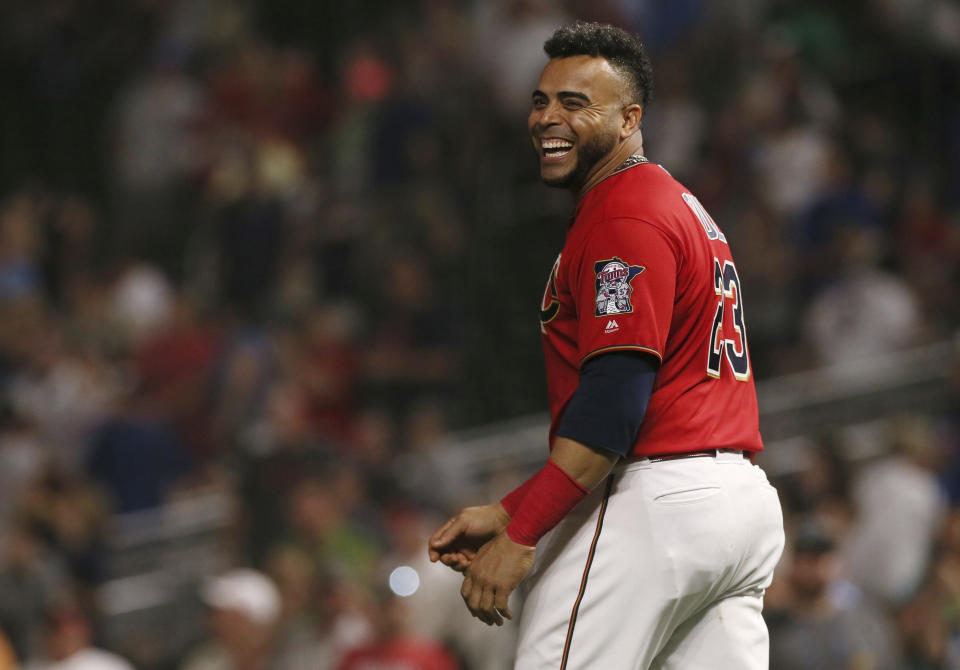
left=429, top=21, right=784, bottom=670
left=335, top=592, right=460, bottom=670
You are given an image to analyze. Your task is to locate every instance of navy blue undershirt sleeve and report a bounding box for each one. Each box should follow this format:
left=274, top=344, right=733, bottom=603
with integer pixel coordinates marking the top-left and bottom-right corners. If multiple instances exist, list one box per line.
left=555, top=352, right=657, bottom=458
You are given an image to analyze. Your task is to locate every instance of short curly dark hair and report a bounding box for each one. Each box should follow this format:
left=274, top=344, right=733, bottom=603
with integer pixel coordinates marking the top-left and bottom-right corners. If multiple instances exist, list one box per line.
left=544, top=22, right=654, bottom=108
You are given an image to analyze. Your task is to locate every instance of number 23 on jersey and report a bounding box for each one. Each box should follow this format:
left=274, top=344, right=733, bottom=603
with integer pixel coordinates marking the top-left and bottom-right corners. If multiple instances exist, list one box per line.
left=683, top=193, right=751, bottom=382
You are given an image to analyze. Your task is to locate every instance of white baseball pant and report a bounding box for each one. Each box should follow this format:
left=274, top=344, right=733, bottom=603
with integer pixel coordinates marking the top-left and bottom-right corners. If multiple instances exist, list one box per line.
left=514, top=450, right=784, bottom=670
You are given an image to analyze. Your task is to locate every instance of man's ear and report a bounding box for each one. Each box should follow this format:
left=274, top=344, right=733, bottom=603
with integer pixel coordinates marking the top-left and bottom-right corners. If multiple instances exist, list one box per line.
left=621, top=104, right=643, bottom=139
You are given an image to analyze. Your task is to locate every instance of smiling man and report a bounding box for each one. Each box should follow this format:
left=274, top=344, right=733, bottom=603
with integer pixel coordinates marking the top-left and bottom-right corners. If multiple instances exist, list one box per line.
left=429, top=22, right=785, bottom=669
left=531, top=54, right=642, bottom=193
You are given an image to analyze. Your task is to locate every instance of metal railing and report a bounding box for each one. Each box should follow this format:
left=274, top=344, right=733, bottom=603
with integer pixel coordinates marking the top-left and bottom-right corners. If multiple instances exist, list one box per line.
left=97, top=491, right=234, bottom=667
left=435, top=337, right=959, bottom=496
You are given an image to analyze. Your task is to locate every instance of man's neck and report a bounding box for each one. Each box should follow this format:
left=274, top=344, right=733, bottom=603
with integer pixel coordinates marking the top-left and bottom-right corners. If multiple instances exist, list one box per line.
left=575, top=134, right=645, bottom=201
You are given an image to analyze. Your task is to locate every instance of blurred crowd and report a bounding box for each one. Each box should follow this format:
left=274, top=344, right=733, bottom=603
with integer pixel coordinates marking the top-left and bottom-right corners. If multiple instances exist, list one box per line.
left=0, top=0, right=959, bottom=668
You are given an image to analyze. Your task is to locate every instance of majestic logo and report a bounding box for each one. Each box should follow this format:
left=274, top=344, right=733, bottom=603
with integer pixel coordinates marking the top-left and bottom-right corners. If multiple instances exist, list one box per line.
left=604, top=319, right=619, bottom=333
left=594, top=257, right=644, bottom=317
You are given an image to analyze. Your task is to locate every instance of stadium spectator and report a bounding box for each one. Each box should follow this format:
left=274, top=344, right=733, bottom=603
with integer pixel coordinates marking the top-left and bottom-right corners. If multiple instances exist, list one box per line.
left=766, top=520, right=900, bottom=670
left=178, top=569, right=281, bottom=670
left=109, top=45, right=207, bottom=278
left=0, top=521, right=70, bottom=661
left=470, top=0, right=571, bottom=115
left=842, top=416, right=948, bottom=605
left=334, top=589, right=460, bottom=670
left=804, top=227, right=922, bottom=368
left=24, top=605, right=134, bottom=670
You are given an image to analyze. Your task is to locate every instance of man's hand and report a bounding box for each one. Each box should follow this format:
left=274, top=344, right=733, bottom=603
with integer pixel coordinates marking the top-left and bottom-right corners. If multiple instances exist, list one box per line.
left=460, top=531, right=535, bottom=626
left=428, top=504, right=510, bottom=572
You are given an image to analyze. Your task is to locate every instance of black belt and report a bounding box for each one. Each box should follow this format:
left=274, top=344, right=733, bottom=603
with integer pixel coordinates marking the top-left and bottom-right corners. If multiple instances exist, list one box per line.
left=646, top=448, right=750, bottom=463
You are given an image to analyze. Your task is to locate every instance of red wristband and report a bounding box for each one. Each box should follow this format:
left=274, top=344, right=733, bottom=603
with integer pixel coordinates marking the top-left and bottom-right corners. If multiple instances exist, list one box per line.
left=505, top=459, right=590, bottom=547
left=500, top=470, right=541, bottom=517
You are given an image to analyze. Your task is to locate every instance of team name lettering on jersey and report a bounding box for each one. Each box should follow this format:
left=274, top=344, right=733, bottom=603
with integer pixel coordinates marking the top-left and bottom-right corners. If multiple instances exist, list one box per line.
left=594, top=257, right=644, bottom=317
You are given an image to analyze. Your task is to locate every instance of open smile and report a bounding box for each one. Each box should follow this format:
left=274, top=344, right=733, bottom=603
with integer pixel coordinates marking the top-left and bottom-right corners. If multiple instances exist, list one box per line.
left=541, top=138, right=574, bottom=162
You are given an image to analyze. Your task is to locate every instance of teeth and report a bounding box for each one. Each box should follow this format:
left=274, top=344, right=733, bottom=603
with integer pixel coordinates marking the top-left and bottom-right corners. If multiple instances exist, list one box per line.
left=542, top=139, right=574, bottom=150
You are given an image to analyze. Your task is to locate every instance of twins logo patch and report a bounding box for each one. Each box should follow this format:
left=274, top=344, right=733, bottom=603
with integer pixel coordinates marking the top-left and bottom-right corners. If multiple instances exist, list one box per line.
left=594, top=257, right=644, bottom=317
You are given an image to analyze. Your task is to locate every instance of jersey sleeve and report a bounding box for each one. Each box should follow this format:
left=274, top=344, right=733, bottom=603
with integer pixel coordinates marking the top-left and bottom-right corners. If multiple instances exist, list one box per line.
left=572, top=217, right=678, bottom=366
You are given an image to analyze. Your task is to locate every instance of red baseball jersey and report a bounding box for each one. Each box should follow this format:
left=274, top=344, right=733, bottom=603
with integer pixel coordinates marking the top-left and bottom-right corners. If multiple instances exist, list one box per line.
left=539, top=159, right=763, bottom=458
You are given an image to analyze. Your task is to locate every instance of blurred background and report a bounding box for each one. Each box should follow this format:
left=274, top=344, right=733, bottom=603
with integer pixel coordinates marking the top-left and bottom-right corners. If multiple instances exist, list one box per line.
left=0, top=0, right=958, bottom=668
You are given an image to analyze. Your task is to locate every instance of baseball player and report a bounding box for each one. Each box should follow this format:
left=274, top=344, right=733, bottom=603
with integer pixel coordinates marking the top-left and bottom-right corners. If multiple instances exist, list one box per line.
left=429, top=22, right=784, bottom=669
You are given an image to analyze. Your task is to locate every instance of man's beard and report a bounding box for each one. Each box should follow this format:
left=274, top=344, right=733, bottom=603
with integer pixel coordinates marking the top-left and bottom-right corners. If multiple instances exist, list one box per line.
left=542, top=129, right=618, bottom=189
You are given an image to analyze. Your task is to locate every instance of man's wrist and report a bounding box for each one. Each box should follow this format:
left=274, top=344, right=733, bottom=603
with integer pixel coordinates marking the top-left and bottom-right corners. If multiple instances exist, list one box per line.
left=500, top=470, right=542, bottom=517
left=498, top=529, right=537, bottom=552
left=492, top=502, right=510, bottom=528
left=504, top=459, right=589, bottom=547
